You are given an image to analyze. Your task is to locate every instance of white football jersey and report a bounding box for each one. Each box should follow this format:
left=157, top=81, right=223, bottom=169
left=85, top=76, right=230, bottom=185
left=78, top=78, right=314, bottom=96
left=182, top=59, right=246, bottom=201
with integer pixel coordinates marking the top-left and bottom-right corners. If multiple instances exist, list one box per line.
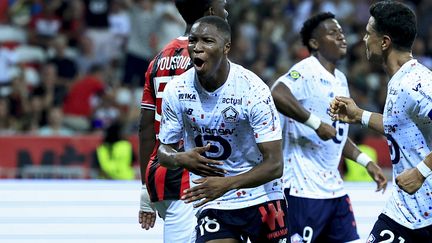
left=159, top=62, right=284, bottom=212
left=273, top=56, right=350, bottom=199
left=382, top=59, right=432, bottom=229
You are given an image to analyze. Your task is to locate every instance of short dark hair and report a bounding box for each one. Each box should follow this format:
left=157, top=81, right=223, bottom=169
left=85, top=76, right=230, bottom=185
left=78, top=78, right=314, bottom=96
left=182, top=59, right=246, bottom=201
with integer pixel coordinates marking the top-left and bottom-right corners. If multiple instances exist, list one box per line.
left=175, top=0, right=213, bottom=25
left=194, top=16, right=231, bottom=41
left=300, top=12, right=335, bottom=52
left=369, top=1, right=417, bottom=51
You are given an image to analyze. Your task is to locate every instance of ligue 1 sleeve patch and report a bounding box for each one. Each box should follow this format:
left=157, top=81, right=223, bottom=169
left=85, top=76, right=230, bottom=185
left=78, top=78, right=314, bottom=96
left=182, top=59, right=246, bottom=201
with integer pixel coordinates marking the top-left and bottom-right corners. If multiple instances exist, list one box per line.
left=288, top=70, right=301, bottom=80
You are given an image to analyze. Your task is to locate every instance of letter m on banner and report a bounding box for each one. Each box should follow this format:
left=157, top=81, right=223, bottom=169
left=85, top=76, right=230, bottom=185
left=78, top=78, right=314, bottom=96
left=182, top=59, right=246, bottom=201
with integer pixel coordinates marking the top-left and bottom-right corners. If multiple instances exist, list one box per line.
left=258, top=201, right=285, bottom=230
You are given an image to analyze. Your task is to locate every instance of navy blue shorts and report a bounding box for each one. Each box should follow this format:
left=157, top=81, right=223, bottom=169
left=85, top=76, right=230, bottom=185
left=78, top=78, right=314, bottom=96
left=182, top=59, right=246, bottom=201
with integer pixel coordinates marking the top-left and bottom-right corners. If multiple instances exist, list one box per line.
left=367, top=213, right=432, bottom=243
left=285, top=189, right=359, bottom=243
left=195, top=199, right=289, bottom=243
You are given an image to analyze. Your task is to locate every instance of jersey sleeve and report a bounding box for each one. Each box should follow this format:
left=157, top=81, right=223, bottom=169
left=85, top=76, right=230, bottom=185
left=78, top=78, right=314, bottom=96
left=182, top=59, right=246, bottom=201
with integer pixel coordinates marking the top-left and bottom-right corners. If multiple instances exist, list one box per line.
left=248, top=84, right=282, bottom=143
left=410, top=79, right=432, bottom=121
left=158, top=79, right=184, bottom=144
left=274, top=67, right=310, bottom=101
left=141, top=59, right=157, bottom=110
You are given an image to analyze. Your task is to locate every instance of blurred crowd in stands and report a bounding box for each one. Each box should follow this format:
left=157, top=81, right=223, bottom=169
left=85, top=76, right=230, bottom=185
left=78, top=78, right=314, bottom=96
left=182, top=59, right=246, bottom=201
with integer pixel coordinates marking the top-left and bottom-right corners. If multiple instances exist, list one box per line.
left=0, top=0, right=431, bottom=140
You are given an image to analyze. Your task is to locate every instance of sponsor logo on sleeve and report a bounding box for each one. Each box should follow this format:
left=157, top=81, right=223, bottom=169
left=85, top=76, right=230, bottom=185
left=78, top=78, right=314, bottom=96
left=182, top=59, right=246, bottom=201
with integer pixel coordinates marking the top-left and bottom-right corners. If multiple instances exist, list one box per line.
left=287, top=70, right=301, bottom=80
left=412, top=82, right=432, bottom=102
left=412, top=82, right=421, bottom=92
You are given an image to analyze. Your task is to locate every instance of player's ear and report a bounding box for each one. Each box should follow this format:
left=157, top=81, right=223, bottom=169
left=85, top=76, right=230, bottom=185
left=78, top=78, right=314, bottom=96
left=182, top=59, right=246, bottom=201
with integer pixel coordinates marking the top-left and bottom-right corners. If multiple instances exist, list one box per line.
left=309, top=38, right=319, bottom=51
left=224, top=41, right=231, bottom=55
left=208, top=7, right=214, bottom=16
left=381, top=35, right=391, bottom=51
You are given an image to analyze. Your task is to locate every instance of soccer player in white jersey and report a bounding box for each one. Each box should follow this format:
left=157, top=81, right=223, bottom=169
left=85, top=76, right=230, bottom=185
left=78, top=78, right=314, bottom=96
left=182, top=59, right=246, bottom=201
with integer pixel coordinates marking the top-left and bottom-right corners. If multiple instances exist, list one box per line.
left=157, top=16, right=288, bottom=243
left=271, top=12, right=388, bottom=243
left=330, top=1, right=432, bottom=242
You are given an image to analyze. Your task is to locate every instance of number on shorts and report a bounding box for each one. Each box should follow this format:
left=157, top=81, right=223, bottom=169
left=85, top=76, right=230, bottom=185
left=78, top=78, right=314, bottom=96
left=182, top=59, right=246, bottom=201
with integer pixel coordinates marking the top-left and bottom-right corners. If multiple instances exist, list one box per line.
left=378, top=229, right=405, bottom=243
left=303, top=226, right=313, bottom=243
left=198, top=216, right=220, bottom=236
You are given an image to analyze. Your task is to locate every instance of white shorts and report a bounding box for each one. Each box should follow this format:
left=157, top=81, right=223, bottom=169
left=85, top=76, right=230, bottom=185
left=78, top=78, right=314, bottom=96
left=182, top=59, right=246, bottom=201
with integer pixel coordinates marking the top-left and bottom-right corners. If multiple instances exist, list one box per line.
left=153, top=200, right=196, bottom=243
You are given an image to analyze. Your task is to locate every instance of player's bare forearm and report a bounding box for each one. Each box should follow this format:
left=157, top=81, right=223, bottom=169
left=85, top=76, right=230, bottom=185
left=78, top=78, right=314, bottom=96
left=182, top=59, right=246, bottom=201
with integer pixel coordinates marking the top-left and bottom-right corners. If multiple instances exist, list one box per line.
left=342, top=138, right=363, bottom=162
left=226, top=140, right=283, bottom=190
left=139, top=109, right=156, bottom=185
left=423, top=152, right=432, bottom=169
left=330, top=97, right=384, bottom=134
left=367, top=112, right=385, bottom=135
left=158, top=144, right=226, bottom=176
left=272, top=82, right=311, bottom=122
left=157, top=143, right=181, bottom=169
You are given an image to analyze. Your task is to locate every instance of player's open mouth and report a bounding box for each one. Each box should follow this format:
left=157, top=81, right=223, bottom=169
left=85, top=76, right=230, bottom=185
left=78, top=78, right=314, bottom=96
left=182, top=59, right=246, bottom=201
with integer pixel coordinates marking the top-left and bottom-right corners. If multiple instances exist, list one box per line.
left=194, top=58, right=205, bottom=69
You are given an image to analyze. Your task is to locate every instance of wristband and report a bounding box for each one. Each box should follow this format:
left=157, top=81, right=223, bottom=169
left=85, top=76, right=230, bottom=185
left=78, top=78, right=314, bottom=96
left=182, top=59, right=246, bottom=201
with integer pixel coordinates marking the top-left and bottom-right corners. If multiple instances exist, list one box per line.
left=304, top=113, right=321, bottom=130
left=416, top=161, right=432, bottom=178
left=140, top=185, right=155, bottom=212
left=356, top=152, right=372, bottom=167
left=361, top=111, right=372, bottom=127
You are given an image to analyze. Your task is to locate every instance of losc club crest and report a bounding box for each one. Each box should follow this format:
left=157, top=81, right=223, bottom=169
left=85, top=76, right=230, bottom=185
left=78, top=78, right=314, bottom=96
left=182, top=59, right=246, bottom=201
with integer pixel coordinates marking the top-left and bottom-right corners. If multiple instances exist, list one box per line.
left=290, top=233, right=303, bottom=243
left=366, top=234, right=375, bottom=243
left=222, top=106, right=239, bottom=123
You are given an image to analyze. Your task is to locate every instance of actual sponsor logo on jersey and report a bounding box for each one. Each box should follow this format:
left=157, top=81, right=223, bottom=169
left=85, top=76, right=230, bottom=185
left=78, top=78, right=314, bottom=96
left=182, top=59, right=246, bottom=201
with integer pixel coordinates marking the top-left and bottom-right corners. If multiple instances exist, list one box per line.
left=178, top=93, right=196, bottom=100
left=366, top=234, right=375, bottom=243
left=287, top=70, right=300, bottom=80
left=222, top=97, right=242, bottom=106
left=222, top=106, right=239, bottom=123
left=190, top=125, right=235, bottom=135
left=290, top=233, right=303, bottom=243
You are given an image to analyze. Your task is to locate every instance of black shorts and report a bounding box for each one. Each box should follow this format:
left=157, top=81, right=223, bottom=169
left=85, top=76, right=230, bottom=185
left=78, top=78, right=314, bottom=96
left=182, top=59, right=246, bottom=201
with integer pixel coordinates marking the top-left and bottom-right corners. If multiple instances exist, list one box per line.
left=367, top=213, right=432, bottom=243
left=195, top=199, right=288, bottom=243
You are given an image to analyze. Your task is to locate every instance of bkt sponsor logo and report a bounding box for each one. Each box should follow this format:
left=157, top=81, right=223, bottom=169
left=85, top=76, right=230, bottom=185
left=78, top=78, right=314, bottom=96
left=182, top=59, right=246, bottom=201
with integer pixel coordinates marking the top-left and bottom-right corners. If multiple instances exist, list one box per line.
left=190, top=125, right=235, bottom=135
left=222, top=97, right=242, bottom=105
left=178, top=93, right=196, bottom=100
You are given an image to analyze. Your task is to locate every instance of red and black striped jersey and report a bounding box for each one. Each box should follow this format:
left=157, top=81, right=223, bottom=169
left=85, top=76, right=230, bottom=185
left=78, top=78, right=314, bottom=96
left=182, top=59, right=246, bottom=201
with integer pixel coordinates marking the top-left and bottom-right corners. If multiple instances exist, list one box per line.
left=141, top=36, right=192, bottom=202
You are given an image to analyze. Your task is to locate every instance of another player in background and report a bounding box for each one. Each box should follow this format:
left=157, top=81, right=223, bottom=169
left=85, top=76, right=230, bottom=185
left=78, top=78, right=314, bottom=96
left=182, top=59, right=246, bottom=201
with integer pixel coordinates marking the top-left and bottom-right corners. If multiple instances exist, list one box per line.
left=158, top=16, right=288, bottom=243
left=329, top=1, right=432, bottom=242
left=138, top=0, right=228, bottom=242
left=271, top=12, right=387, bottom=243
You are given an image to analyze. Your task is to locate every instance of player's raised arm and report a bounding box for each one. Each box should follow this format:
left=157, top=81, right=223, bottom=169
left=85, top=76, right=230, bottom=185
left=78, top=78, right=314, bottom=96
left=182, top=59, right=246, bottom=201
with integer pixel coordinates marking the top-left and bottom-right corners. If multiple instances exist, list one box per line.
left=330, top=96, right=384, bottom=134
